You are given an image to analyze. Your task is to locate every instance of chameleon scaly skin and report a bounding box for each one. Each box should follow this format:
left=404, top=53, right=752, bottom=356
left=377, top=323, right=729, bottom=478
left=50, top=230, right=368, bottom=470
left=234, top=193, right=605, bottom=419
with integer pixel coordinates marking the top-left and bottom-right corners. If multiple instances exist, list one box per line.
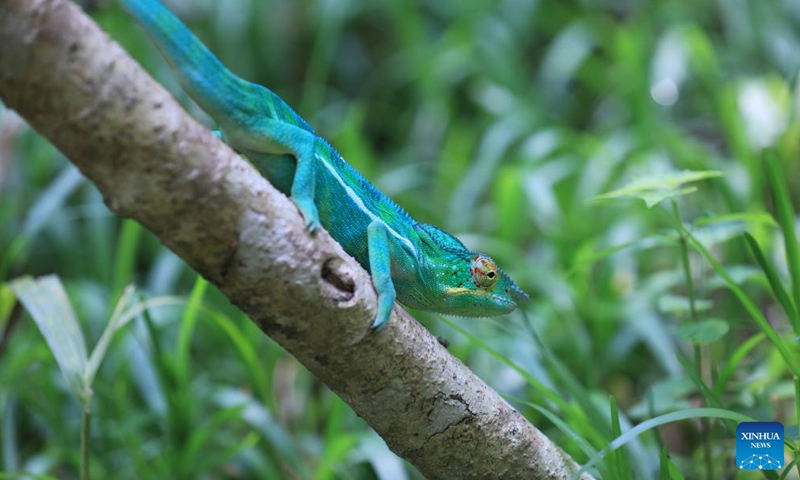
left=116, top=0, right=529, bottom=329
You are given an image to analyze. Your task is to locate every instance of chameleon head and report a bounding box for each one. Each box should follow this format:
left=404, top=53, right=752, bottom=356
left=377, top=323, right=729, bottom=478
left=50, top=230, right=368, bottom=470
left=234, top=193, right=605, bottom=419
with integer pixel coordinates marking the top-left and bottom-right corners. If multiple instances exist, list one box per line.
left=425, top=252, right=529, bottom=316
left=407, top=224, right=528, bottom=316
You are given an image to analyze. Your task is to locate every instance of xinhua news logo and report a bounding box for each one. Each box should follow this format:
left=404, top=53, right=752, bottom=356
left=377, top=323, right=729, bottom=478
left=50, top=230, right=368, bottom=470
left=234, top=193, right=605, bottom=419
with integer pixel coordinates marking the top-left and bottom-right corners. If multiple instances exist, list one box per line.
left=736, top=422, right=784, bottom=471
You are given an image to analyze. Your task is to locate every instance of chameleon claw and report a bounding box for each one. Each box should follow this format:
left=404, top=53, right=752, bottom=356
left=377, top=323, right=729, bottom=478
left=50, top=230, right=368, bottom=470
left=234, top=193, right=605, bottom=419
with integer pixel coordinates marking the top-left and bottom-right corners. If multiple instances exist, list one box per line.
left=306, top=218, right=321, bottom=232
left=303, top=211, right=321, bottom=232
left=370, top=313, right=389, bottom=331
left=294, top=199, right=320, bottom=232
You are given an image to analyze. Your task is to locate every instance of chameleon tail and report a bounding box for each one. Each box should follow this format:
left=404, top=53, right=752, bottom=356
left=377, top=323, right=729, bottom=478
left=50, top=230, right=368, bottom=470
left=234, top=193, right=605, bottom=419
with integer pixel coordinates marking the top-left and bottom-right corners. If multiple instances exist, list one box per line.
left=117, top=0, right=245, bottom=118
left=119, top=0, right=313, bottom=134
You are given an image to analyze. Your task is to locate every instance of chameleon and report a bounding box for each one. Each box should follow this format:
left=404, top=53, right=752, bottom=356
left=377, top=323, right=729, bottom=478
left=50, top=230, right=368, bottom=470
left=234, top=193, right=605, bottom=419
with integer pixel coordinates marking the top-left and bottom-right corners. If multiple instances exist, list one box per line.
left=116, top=0, right=529, bottom=330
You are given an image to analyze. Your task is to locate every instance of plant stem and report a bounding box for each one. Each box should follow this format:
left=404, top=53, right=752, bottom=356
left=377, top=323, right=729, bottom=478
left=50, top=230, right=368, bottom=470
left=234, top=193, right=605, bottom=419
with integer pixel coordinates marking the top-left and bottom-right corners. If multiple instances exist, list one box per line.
left=672, top=200, right=698, bottom=323
left=671, top=199, right=713, bottom=480
left=81, top=405, right=90, bottom=480
left=795, top=377, right=800, bottom=479
left=671, top=200, right=702, bottom=370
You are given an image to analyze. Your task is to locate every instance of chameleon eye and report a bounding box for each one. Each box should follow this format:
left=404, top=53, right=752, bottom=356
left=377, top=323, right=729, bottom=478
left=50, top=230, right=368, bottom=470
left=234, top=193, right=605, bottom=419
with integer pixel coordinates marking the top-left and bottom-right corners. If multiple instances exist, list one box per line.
left=470, top=255, right=498, bottom=288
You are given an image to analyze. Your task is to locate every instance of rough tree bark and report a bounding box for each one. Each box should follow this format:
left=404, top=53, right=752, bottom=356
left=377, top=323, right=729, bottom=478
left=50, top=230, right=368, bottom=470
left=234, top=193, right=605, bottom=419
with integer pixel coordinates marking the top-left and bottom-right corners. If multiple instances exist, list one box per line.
left=0, top=1, right=596, bottom=479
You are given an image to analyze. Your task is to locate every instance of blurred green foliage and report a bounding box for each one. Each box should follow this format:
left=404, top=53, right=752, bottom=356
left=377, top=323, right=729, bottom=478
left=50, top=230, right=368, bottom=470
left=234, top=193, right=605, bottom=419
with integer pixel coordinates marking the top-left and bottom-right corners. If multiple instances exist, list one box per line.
left=2, top=0, right=800, bottom=478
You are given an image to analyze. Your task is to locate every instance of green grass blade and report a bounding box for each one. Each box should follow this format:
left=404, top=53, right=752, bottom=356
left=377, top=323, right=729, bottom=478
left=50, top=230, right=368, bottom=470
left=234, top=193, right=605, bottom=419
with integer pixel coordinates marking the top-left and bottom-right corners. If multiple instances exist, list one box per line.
left=9, top=275, right=90, bottom=404
left=316, top=435, right=358, bottom=480
left=609, top=396, right=631, bottom=480
left=86, top=290, right=184, bottom=385
left=85, top=285, right=135, bottom=384
left=0, top=474, right=60, bottom=480
left=182, top=404, right=246, bottom=473
left=676, top=354, right=737, bottom=434
left=764, top=150, right=800, bottom=319
left=795, top=376, right=800, bottom=442
left=0, top=283, right=14, bottom=332
left=0, top=166, right=83, bottom=282
left=176, top=276, right=208, bottom=383
left=658, top=447, right=669, bottom=480
left=438, top=315, right=569, bottom=411
left=778, top=455, right=799, bottom=479
left=214, top=387, right=308, bottom=477
left=448, top=314, right=614, bottom=454
left=300, top=0, right=346, bottom=115
left=114, top=296, right=185, bottom=329
left=682, top=226, right=800, bottom=376
left=205, top=308, right=272, bottom=408
left=506, top=396, right=599, bottom=462
left=111, top=220, right=143, bottom=301
left=713, top=333, right=766, bottom=397
left=744, top=232, right=799, bottom=331
left=524, top=315, right=615, bottom=445
left=573, top=408, right=755, bottom=480
left=317, top=397, right=357, bottom=480
left=2, top=397, right=19, bottom=472
left=666, top=456, right=687, bottom=480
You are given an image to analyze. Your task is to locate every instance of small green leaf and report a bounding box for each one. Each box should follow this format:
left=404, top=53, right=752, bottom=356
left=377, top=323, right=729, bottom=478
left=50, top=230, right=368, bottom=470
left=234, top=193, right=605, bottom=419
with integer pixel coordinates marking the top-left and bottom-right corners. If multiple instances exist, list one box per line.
left=674, top=319, right=729, bottom=344
left=591, top=169, right=723, bottom=208
left=9, top=275, right=90, bottom=404
left=637, top=186, right=697, bottom=208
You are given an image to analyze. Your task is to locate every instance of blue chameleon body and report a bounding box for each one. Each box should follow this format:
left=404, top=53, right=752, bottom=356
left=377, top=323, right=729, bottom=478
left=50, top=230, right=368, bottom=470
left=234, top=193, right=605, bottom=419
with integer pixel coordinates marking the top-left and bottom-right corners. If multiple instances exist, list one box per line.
left=117, top=0, right=528, bottom=329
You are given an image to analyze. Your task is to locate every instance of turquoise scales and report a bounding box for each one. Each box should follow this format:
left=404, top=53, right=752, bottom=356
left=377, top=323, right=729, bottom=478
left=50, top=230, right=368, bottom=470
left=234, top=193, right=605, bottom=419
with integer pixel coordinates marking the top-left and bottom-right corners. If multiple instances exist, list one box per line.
left=117, top=0, right=529, bottom=329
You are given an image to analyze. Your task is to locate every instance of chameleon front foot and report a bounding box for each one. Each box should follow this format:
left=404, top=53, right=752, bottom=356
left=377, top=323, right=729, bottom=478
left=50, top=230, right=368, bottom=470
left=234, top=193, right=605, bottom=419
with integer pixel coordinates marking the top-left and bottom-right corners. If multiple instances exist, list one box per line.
left=367, top=221, right=395, bottom=331
left=370, top=308, right=391, bottom=331
left=293, top=197, right=321, bottom=232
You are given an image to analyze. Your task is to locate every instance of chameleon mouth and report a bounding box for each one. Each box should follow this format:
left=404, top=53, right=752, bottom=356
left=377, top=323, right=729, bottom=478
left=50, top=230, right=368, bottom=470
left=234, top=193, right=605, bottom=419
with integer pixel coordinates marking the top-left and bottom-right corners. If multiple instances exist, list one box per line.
left=443, top=287, right=518, bottom=315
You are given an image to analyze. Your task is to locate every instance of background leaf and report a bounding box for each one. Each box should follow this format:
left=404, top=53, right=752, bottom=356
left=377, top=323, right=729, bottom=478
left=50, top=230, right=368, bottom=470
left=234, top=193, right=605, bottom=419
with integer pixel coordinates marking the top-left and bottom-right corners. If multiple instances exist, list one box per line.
left=591, top=170, right=723, bottom=208
left=9, top=275, right=89, bottom=404
left=674, top=319, right=729, bottom=344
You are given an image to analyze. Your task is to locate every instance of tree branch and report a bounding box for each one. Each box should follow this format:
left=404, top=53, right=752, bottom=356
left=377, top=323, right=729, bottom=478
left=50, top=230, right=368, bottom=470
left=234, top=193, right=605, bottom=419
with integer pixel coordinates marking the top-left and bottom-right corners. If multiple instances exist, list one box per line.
left=0, top=1, right=594, bottom=478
